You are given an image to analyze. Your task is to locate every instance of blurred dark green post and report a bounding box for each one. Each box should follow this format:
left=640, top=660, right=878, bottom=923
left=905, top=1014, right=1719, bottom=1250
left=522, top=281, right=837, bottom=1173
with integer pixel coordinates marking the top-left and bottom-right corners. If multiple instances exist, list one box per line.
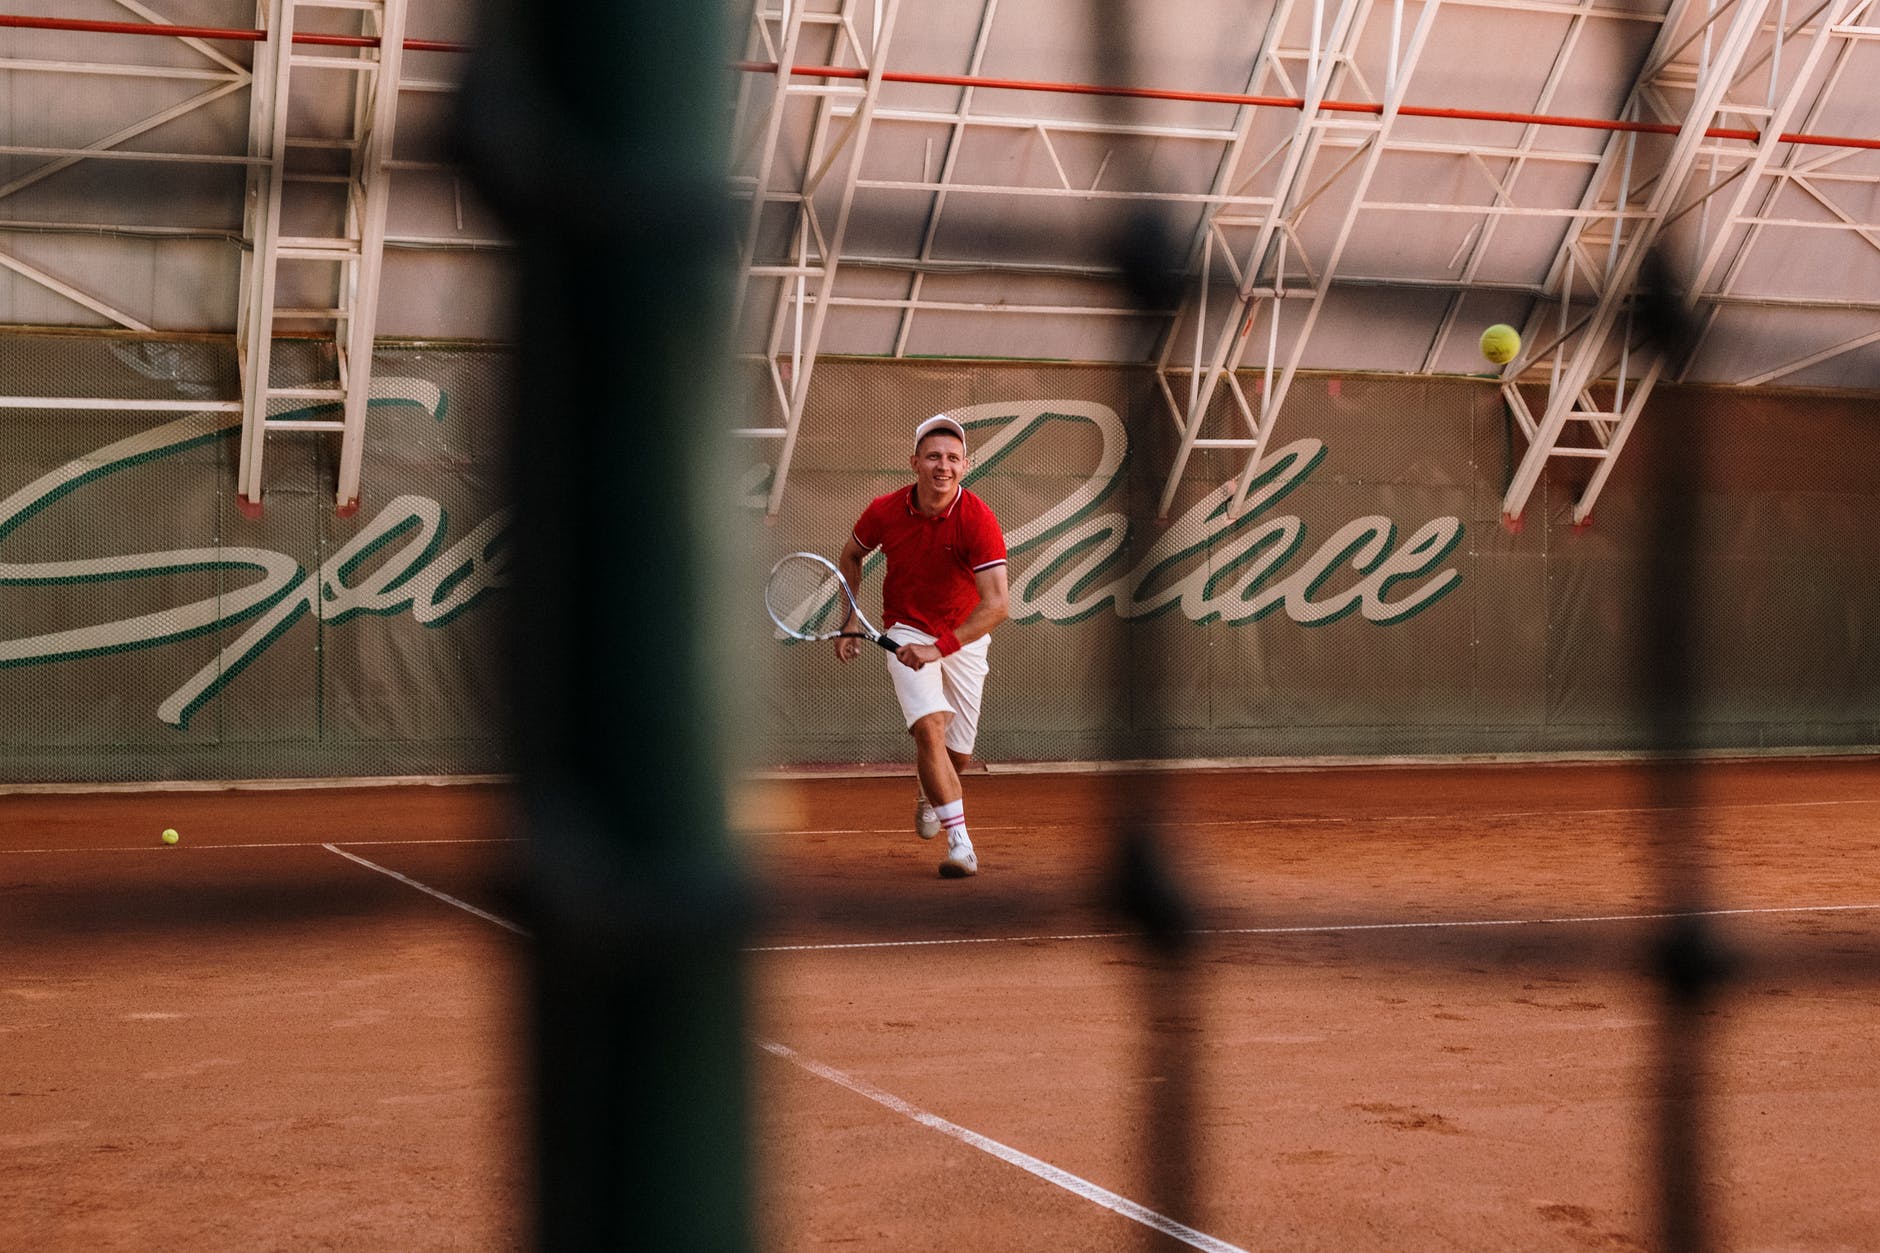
left=457, top=3, right=750, bottom=1249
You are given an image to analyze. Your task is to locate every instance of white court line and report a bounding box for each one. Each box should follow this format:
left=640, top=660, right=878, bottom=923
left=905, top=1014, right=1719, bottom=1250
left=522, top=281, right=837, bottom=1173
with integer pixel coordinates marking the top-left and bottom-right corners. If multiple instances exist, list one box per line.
left=765, top=793, right=1880, bottom=840
left=321, top=843, right=530, bottom=937
left=1, top=836, right=522, bottom=855
left=0, top=773, right=512, bottom=796
left=748, top=901, right=1880, bottom=953
left=317, top=844, right=1243, bottom=1251
left=758, top=1040, right=1249, bottom=1253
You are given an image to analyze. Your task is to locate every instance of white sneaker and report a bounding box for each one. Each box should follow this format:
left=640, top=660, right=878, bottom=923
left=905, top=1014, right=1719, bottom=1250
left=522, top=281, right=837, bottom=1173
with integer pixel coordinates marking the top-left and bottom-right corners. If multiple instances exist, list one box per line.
left=915, top=797, right=941, bottom=840
left=938, top=830, right=977, bottom=878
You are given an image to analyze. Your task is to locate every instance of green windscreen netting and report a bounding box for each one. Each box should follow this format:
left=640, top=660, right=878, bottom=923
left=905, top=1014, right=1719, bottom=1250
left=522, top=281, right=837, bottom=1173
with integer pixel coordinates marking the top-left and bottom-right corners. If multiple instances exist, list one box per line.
left=4, top=329, right=1878, bottom=784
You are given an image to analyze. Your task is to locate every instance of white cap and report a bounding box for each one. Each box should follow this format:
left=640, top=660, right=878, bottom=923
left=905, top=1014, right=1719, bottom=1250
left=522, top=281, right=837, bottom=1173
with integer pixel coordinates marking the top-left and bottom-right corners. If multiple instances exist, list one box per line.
left=913, top=413, right=967, bottom=450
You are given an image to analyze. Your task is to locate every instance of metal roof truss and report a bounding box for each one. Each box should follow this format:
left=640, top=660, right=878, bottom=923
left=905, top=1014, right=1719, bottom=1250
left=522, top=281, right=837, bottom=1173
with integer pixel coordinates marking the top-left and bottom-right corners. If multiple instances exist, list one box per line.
left=1153, top=0, right=1448, bottom=521
left=731, top=0, right=905, bottom=517
left=1498, top=0, right=1873, bottom=526
left=237, top=0, right=406, bottom=513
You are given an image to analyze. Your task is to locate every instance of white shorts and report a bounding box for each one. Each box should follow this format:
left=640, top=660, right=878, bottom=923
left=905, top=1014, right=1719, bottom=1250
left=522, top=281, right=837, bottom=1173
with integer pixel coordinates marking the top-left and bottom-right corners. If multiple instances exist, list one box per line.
left=883, top=625, right=991, bottom=756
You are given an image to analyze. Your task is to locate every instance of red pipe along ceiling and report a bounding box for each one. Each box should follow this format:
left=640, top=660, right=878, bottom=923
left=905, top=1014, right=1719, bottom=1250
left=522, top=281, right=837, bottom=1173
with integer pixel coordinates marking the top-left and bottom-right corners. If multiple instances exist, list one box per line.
left=742, top=61, right=1880, bottom=152
left=0, top=14, right=1873, bottom=151
left=0, top=13, right=465, bottom=52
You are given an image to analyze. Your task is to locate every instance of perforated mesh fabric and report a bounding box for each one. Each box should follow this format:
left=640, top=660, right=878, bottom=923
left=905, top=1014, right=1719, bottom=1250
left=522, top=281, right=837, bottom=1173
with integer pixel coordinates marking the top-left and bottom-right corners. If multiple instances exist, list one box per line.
left=740, top=358, right=1880, bottom=767
left=0, top=332, right=512, bottom=783
left=5, top=332, right=1878, bottom=783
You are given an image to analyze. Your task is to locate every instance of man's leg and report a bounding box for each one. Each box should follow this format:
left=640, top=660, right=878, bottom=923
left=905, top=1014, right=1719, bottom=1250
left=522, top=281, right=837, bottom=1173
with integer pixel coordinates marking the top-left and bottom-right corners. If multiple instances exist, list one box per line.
left=913, top=713, right=977, bottom=877
left=915, top=746, right=974, bottom=839
left=910, top=711, right=960, bottom=807
left=887, top=636, right=983, bottom=875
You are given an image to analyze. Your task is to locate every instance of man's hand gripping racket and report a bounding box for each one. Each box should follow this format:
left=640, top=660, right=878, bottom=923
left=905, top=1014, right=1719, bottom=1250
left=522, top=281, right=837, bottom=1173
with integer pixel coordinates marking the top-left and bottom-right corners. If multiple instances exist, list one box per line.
left=765, top=552, right=899, bottom=661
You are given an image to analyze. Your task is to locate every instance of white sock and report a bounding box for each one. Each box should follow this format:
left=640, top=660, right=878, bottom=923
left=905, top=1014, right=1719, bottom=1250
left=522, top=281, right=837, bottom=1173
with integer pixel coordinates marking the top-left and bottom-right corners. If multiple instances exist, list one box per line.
left=934, top=799, right=968, bottom=842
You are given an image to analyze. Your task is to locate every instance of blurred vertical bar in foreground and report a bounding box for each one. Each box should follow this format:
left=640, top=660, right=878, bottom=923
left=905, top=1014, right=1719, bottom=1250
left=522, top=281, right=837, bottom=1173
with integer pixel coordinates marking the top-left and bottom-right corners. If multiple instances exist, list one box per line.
left=1085, top=0, right=1203, bottom=1241
left=1636, top=244, right=1723, bottom=1253
left=457, top=3, right=751, bottom=1250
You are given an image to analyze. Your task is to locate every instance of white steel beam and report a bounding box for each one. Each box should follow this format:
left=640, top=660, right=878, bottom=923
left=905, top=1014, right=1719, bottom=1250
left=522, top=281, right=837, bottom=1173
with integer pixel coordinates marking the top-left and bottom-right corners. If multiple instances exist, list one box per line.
left=0, top=249, right=155, bottom=331
left=108, top=0, right=250, bottom=76
left=1737, top=326, right=1880, bottom=386
left=0, top=80, right=249, bottom=206
left=1416, top=1, right=1611, bottom=371
left=1158, top=0, right=1450, bottom=522
left=333, top=0, right=407, bottom=511
left=0, top=59, right=244, bottom=82
left=0, top=397, right=243, bottom=412
left=237, top=0, right=294, bottom=506
left=837, top=104, right=1618, bottom=167
left=1142, top=0, right=1303, bottom=382
left=1501, top=0, right=1865, bottom=525
left=1673, top=10, right=1870, bottom=379
left=763, top=1, right=898, bottom=516
left=730, top=0, right=903, bottom=518
left=1155, top=0, right=1378, bottom=521
left=1563, top=0, right=1871, bottom=521
left=1497, top=0, right=1767, bottom=524
left=887, top=0, right=1002, bottom=359
left=730, top=2, right=819, bottom=333
left=1216, top=0, right=1453, bottom=519
left=1472, top=0, right=1704, bottom=416
left=237, top=0, right=405, bottom=512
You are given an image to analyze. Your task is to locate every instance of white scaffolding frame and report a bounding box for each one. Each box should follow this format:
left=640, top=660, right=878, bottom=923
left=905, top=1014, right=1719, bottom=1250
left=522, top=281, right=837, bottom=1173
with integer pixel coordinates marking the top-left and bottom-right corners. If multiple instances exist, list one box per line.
left=0, top=2, right=250, bottom=335
left=1673, top=0, right=1880, bottom=386
left=730, top=0, right=905, bottom=518
left=0, top=2, right=432, bottom=512
left=1153, top=0, right=1449, bottom=521
left=1498, top=0, right=1872, bottom=526
left=722, top=0, right=1880, bottom=521
left=6, top=0, right=1880, bottom=528
left=237, top=0, right=406, bottom=513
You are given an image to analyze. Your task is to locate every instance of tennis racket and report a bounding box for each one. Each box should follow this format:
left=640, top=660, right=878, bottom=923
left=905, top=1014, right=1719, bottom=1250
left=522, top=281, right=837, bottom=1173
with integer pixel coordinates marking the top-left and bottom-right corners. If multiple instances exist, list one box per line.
left=765, top=551, right=897, bottom=651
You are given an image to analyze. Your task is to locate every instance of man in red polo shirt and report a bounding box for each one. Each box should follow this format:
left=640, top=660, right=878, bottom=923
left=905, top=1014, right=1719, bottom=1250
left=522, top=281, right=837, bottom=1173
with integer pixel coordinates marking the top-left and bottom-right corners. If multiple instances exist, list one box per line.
left=836, top=414, right=1009, bottom=878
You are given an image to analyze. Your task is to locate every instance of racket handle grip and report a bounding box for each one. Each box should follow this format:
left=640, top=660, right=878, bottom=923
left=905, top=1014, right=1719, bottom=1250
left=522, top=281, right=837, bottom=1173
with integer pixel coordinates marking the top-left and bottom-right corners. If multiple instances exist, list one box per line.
left=875, top=635, right=900, bottom=652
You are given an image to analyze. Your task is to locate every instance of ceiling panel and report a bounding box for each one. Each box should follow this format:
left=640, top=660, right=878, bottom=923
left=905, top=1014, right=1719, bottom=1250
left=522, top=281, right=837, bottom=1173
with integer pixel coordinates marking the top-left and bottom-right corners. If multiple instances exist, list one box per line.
left=1, top=0, right=1876, bottom=516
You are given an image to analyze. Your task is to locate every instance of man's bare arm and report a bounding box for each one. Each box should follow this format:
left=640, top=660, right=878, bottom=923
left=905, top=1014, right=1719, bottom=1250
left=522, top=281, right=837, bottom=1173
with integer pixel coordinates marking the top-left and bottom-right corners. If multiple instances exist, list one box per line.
left=895, top=564, right=1009, bottom=670
left=952, top=564, right=1009, bottom=648
left=833, top=535, right=871, bottom=661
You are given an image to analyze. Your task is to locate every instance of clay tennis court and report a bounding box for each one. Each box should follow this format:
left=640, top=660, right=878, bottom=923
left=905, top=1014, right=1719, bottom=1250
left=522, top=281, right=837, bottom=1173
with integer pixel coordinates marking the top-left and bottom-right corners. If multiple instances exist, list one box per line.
left=8, top=0, right=1880, bottom=1250
left=9, top=756, right=1877, bottom=1250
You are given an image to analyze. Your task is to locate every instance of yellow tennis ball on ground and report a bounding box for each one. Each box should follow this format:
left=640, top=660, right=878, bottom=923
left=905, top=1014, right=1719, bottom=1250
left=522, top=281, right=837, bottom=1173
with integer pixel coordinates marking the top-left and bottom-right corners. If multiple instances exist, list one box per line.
left=1479, top=323, right=1521, bottom=365
left=161, top=828, right=180, bottom=845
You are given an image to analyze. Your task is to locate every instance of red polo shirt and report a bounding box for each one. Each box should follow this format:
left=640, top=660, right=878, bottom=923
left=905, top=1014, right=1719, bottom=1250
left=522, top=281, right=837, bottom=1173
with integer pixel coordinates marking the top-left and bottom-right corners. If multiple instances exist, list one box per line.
left=852, top=485, right=1007, bottom=638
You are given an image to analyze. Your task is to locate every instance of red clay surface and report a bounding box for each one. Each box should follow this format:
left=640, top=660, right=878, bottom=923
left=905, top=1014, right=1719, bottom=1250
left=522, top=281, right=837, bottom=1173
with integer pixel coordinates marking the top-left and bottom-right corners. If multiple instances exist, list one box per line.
left=6, top=759, right=1880, bottom=1251
left=3, top=785, right=527, bottom=1252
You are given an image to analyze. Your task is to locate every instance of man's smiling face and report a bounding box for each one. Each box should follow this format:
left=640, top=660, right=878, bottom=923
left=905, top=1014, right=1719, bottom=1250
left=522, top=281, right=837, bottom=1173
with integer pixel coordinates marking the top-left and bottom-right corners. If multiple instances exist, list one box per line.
left=910, top=432, right=967, bottom=497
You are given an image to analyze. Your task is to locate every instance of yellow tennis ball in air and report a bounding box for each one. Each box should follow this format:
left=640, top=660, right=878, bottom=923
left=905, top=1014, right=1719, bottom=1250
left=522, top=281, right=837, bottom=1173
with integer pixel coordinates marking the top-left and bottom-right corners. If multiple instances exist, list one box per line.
left=1479, top=323, right=1521, bottom=365
left=161, top=828, right=180, bottom=845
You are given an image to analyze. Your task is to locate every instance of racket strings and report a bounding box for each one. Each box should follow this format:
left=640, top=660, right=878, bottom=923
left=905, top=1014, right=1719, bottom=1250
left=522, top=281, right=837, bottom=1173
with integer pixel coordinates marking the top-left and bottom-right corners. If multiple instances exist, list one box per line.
left=767, top=555, right=847, bottom=638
